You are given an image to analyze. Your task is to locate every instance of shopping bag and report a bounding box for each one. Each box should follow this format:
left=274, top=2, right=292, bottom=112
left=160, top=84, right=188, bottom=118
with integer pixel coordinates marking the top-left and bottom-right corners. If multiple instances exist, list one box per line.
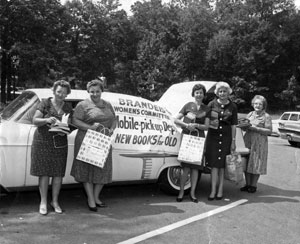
left=177, top=133, right=206, bottom=167
left=225, top=153, right=244, bottom=184
left=76, top=128, right=112, bottom=168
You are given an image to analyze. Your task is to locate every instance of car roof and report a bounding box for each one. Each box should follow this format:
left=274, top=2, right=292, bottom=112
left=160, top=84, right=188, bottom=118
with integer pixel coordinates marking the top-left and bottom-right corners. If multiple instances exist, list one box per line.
left=25, top=88, right=150, bottom=103
left=281, top=111, right=300, bottom=114
left=26, top=89, right=89, bottom=100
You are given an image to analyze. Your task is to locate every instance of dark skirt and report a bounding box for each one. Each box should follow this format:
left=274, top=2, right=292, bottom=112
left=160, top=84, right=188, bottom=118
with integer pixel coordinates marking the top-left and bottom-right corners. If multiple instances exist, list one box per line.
left=205, top=125, right=232, bottom=169
left=31, top=126, right=68, bottom=177
left=71, top=129, right=112, bottom=184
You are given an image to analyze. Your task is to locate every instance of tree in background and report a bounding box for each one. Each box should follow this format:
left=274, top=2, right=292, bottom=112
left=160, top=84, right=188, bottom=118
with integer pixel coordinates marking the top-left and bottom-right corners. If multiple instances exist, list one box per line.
left=1, top=0, right=300, bottom=111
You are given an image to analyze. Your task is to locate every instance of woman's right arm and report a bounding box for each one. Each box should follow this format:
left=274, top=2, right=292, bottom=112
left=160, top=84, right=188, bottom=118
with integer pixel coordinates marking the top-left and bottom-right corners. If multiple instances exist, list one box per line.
left=33, top=110, right=56, bottom=127
left=72, top=103, right=99, bottom=131
left=72, top=117, right=99, bottom=131
left=174, top=113, right=195, bottom=131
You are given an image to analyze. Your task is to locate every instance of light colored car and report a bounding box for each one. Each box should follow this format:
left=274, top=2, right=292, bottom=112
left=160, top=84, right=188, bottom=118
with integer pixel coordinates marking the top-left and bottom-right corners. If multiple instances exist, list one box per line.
left=0, top=81, right=249, bottom=194
left=277, top=111, right=300, bottom=146
left=271, top=119, right=280, bottom=136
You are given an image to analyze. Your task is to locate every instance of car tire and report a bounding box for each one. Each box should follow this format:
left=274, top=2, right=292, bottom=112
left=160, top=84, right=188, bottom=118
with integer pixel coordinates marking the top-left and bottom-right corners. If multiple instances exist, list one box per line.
left=158, top=166, right=192, bottom=195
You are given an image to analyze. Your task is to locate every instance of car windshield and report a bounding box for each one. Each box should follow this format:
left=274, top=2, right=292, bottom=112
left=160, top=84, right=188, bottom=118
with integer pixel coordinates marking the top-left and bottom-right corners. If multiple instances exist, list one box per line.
left=0, top=91, right=40, bottom=124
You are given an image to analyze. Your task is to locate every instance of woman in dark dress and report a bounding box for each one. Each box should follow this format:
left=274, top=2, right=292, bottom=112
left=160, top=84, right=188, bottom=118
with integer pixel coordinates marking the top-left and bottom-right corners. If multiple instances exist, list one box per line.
left=174, top=84, right=210, bottom=203
left=71, top=80, right=117, bottom=212
left=31, top=80, right=72, bottom=215
left=205, top=82, right=238, bottom=201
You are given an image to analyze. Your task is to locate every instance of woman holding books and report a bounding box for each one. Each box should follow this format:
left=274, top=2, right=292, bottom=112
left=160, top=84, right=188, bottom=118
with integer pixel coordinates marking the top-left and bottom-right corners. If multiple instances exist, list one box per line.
left=71, top=79, right=117, bottom=212
left=31, top=80, right=72, bottom=215
left=205, top=81, right=238, bottom=201
left=174, top=83, right=210, bottom=203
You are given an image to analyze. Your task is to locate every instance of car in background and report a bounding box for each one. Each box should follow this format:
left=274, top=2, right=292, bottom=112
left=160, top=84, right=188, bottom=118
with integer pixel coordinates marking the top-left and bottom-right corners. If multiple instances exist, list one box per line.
left=271, top=119, right=280, bottom=136
left=0, top=81, right=249, bottom=195
left=277, top=111, right=300, bottom=147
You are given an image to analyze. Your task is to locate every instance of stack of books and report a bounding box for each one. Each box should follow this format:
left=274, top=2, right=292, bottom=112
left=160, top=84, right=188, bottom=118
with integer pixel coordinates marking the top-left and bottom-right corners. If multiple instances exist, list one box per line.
left=49, top=122, right=71, bottom=135
left=49, top=113, right=71, bottom=135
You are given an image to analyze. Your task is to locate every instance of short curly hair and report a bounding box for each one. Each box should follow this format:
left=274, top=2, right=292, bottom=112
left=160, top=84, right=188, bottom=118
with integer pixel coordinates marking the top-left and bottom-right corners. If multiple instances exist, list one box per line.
left=214, top=81, right=232, bottom=95
left=52, top=80, right=71, bottom=94
left=86, top=79, right=104, bottom=92
left=251, top=95, right=267, bottom=110
left=191, top=83, right=206, bottom=97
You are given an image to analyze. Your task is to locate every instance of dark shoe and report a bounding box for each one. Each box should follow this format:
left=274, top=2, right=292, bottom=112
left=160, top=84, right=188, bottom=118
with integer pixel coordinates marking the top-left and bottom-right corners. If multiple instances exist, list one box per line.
left=240, top=185, right=249, bottom=192
left=176, top=197, right=183, bottom=202
left=248, top=186, right=257, bottom=193
left=189, top=196, right=198, bottom=203
left=207, top=196, right=215, bottom=201
left=87, top=202, right=97, bottom=212
left=215, top=196, right=223, bottom=200
left=96, top=202, right=107, bottom=208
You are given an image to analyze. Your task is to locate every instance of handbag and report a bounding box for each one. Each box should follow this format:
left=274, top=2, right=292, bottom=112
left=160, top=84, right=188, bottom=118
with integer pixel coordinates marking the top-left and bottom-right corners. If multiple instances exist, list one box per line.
left=237, top=117, right=251, bottom=129
left=76, top=126, right=112, bottom=168
left=177, top=131, right=206, bottom=168
left=225, top=153, right=244, bottom=184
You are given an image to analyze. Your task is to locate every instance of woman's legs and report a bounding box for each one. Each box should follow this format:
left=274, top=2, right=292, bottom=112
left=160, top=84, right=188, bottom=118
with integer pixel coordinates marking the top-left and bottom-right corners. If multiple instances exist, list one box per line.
left=52, top=177, right=62, bottom=205
left=247, top=173, right=260, bottom=193
left=217, top=168, right=224, bottom=197
left=38, top=176, right=49, bottom=214
left=178, top=167, right=189, bottom=199
left=83, top=182, right=96, bottom=207
left=39, top=176, right=49, bottom=206
left=250, top=174, right=260, bottom=187
left=240, top=172, right=251, bottom=191
left=209, top=168, right=218, bottom=198
left=190, top=169, right=199, bottom=199
left=94, top=184, right=104, bottom=204
left=245, top=172, right=251, bottom=186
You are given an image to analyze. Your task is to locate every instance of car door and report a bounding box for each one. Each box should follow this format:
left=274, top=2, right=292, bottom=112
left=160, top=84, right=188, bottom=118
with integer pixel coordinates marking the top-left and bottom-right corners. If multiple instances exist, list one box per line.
left=286, top=113, right=300, bottom=130
left=278, top=113, right=291, bottom=128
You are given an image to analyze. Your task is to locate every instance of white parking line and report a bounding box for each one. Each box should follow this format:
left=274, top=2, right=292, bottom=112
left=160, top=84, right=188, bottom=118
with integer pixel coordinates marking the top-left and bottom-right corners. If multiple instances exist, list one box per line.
left=117, top=199, right=248, bottom=244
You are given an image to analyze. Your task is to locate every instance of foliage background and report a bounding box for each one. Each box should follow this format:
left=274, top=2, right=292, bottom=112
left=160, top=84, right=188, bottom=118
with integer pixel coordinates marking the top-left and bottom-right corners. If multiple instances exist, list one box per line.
left=1, top=0, right=300, bottom=112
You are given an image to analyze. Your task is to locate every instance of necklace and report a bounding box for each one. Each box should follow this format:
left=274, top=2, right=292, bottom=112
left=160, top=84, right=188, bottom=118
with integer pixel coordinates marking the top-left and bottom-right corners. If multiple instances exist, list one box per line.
left=217, top=98, right=229, bottom=105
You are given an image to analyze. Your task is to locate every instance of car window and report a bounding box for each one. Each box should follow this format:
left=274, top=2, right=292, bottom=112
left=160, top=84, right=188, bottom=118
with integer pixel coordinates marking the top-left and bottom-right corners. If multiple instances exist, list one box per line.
left=290, top=114, right=298, bottom=121
left=0, top=91, right=40, bottom=123
left=280, top=113, right=290, bottom=120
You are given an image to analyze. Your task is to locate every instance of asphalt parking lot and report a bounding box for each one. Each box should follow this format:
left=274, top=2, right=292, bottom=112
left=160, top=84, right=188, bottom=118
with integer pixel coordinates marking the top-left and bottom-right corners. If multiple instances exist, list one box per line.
left=1, top=136, right=300, bottom=244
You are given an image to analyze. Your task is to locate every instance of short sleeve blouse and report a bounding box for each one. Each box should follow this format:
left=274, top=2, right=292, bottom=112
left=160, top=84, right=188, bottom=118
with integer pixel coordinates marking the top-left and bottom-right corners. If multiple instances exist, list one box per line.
left=73, top=99, right=116, bottom=129
left=179, top=101, right=209, bottom=136
left=246, top=111, right=272, bottom=130
left=37, top=98, right=73, bottom=120
left=208, top=98, right=238, bottom=126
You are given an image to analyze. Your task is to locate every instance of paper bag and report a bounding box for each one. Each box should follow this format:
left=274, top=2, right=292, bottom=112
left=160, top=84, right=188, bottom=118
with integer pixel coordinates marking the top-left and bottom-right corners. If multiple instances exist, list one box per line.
left=177, top=134, right=205, bottom=167
left=76, top=129, right=112, bottom=168
left=225, top=153, right=244, bottom=184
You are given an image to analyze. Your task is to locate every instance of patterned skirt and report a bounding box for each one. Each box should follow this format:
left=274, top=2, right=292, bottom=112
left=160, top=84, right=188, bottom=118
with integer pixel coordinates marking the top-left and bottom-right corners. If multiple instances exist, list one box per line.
left=244, top=131, right=268, bottom=175
left=31, top=126, right=68, bottom=177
